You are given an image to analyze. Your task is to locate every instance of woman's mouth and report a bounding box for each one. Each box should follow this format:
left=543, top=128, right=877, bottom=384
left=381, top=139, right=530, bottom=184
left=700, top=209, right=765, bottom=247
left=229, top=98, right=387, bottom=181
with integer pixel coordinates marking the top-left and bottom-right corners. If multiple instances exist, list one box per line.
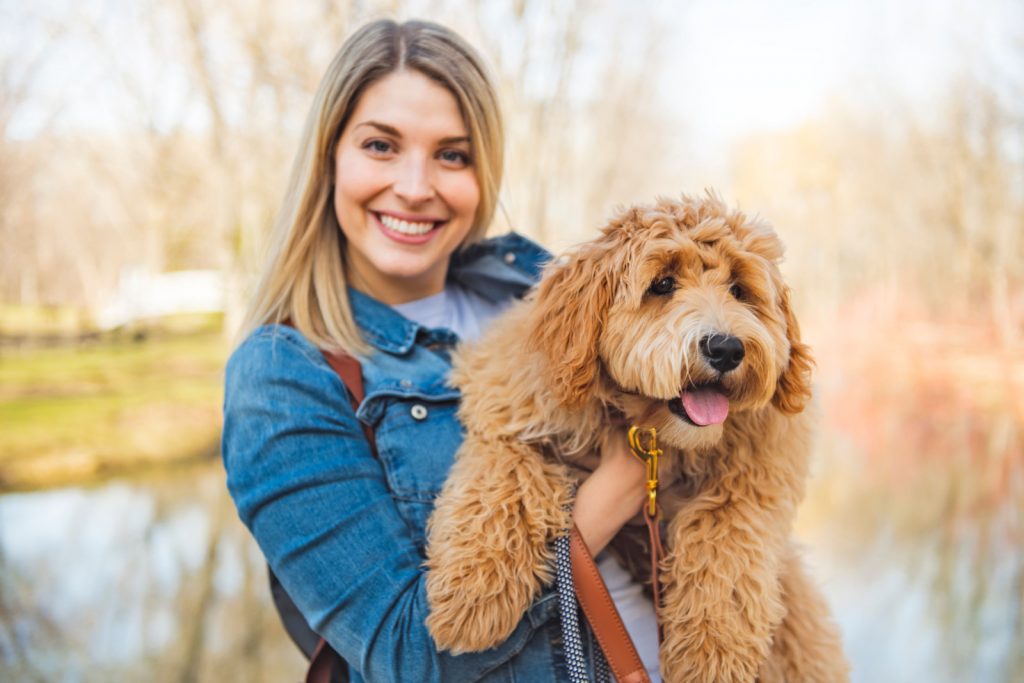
left=374, top=212, right=443, bottom=244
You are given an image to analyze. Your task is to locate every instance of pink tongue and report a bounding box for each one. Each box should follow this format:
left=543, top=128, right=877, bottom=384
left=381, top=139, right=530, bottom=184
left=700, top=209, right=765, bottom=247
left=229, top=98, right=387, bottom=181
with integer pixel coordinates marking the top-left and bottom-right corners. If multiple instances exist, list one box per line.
left=681, top=387, right=730, bottom=426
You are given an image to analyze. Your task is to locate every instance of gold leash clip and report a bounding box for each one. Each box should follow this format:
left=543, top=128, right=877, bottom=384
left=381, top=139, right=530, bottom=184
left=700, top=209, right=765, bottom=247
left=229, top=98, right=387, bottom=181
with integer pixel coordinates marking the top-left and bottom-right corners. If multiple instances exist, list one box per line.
left=628, top=426, right=662, bottom=518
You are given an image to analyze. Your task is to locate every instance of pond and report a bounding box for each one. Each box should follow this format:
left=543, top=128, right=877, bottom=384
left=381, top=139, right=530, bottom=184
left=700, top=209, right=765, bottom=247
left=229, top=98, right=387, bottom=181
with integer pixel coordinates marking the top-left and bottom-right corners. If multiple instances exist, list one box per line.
left=0, top=463, right=304, bottom=682
left=0, top=454, right=1019, bottom=682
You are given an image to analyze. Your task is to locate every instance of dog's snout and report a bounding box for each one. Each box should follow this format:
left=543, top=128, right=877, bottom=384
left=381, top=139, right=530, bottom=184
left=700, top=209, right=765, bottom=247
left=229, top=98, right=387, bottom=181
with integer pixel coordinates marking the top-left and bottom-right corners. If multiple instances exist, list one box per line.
left=701, top=334, right=745, bottom=373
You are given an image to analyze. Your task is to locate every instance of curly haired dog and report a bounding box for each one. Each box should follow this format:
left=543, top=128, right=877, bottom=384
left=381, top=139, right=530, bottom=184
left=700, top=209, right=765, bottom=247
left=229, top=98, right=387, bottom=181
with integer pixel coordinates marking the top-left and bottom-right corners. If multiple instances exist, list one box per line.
left=425, top=193, right=849, bottom=682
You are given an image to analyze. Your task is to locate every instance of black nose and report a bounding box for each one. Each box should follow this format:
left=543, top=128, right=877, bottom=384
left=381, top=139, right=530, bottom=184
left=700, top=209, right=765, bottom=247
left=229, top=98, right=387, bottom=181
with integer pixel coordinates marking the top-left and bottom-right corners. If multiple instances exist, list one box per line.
left=701, top=334, right=745, bottom=373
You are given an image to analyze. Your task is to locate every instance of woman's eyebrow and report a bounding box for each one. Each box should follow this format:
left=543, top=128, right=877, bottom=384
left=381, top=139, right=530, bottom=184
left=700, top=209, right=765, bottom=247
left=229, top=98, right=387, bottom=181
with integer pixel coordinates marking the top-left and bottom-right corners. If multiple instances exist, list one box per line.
left=353, top=121, right=470, bottom=146
left=354, top=121, right=401, bottom=136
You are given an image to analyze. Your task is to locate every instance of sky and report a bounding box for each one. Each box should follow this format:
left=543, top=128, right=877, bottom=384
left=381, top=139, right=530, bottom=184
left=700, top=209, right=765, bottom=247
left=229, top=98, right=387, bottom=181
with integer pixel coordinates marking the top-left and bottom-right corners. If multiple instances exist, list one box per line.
left=663, top=0, right=1020, bottom=158
left=2, top=0, right=1021, bottom=159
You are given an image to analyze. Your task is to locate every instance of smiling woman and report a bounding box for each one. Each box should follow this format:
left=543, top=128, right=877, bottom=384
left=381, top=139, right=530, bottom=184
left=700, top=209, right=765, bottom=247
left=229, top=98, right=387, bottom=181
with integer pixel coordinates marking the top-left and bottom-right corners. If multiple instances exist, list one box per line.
left=234, top=18, right=506, bottom=356
left=221, top=17, right=651, bottom=683
left=334, top=70, right=481, bottom=304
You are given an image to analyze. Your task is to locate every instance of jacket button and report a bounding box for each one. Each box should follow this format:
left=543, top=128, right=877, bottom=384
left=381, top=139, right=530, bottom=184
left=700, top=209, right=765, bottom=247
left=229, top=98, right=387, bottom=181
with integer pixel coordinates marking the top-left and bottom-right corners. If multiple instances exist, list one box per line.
left=410, top=404, right=428, bottom=421
left=504, top=252, right=516, bottom=264
left=400, top=379, right=413, bottom=388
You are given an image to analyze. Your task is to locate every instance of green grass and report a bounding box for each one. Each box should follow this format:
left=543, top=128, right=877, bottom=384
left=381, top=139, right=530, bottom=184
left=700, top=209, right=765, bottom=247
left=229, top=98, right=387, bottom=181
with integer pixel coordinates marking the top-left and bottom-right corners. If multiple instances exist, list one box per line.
left=0, top=304, right=88, bottom=336
left=0, top=328, right=229, bottom=490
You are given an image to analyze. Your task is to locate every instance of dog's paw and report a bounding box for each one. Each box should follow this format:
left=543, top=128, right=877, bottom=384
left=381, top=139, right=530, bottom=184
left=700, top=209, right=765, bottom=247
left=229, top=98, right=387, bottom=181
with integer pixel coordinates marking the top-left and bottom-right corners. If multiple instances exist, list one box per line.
left=661, top=645, right=764, bottom=683
left=425, top=554, right=540, bottom=653
left=425, top=588, right=521, bottom=654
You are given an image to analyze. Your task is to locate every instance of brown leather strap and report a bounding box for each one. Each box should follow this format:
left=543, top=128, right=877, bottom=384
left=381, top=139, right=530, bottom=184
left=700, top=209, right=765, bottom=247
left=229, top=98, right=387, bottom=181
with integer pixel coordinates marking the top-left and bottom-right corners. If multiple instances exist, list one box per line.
left=305, top=638, right=341, bottom=683
left=644, top=508, right=665, bottom=644
left=305, top=348, right=369, bottom=683
left=323, top=351, right=365, bottom=404
left=278, top=324, right=367, bottom=683
left=322, top=350, right=375, bottom=448
left=570, top=526, right=651, bottom=683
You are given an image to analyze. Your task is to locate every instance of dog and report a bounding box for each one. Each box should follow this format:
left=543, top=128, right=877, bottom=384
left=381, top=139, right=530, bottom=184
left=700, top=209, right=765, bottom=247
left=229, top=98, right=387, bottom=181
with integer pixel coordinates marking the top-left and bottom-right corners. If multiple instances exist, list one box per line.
left=424, top=193, right=850, bottom=682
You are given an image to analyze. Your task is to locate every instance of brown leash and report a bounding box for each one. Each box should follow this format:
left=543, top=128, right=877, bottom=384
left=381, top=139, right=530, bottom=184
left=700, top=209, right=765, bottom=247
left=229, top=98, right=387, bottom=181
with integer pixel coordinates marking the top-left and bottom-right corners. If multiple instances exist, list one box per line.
left=568, top=426, right=665, bottom=683
left=644, top=506, right=665, bottom=643
left=630, top=425, right=665, bottom=644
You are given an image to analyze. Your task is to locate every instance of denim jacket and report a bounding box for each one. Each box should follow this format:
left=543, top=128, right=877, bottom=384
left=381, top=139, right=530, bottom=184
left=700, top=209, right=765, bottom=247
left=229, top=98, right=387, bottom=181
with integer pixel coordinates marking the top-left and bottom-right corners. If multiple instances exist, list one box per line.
left=223, top=233, right=604, bottom=682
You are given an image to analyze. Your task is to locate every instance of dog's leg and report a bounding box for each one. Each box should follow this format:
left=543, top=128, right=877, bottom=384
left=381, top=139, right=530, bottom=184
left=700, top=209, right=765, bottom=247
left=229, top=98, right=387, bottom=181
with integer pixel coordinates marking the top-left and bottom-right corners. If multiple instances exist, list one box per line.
left=425, top=433, right=572, bottom=653
left=757, top=545, right=850, bottom=683
left=658, top=468, right=795, bottom=682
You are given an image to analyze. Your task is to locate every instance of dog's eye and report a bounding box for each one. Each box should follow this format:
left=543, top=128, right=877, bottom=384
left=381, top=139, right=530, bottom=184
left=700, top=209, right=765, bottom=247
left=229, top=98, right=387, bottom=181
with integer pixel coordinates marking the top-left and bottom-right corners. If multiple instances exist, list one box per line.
left=729, top=283, right=744, bottom=300
left=649, top=277, right=677, bottom=296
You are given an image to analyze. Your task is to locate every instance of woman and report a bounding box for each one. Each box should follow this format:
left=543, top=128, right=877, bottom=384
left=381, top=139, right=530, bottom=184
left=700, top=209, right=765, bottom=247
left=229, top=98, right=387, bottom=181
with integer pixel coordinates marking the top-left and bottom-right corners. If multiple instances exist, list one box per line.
left=223, top=19, right=655, bottom=682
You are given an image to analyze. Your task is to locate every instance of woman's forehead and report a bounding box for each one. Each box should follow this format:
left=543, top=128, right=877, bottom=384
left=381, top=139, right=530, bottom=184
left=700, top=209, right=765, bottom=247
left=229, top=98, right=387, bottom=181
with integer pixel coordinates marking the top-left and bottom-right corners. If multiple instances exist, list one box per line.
left=346, top=70, right=468, bottom=140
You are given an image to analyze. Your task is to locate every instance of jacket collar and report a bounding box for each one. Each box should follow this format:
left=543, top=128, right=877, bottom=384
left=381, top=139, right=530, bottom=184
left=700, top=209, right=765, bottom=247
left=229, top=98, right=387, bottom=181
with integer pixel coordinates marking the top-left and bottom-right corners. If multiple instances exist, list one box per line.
left=348, top=232, right=550, bottom=355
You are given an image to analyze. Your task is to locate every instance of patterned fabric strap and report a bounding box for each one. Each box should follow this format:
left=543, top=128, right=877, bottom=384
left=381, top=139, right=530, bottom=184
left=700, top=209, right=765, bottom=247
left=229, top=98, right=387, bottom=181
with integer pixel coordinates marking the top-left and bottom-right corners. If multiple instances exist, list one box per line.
left=555, top=532, right=611, bottom=683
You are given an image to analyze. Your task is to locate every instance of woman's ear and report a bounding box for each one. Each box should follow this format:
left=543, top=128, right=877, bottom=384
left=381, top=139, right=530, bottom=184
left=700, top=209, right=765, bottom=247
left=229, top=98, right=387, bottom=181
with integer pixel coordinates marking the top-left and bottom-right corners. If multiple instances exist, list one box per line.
left=528, top=248, right=615, bottom=408
left=772, top=285, right=814, bottom=414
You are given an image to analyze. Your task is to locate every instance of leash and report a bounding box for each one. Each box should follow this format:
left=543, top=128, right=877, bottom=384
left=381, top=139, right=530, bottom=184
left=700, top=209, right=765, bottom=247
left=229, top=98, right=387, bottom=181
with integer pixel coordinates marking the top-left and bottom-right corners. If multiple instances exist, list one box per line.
left=628, top=426, right=665, bottom=644
left=556, top=426, right=665, bottom=683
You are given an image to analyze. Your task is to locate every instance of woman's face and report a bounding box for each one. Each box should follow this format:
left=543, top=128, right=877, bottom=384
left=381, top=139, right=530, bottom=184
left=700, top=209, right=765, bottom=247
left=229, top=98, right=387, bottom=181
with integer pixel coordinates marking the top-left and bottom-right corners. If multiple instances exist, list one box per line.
left=333, top=69, right=480, bottom=305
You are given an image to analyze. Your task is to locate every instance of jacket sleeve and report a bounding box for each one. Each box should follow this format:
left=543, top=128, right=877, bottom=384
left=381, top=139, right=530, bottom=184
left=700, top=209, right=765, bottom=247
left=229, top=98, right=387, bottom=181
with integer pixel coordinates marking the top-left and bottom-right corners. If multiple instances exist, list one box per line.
left=222, top=328, right=552, bottom=682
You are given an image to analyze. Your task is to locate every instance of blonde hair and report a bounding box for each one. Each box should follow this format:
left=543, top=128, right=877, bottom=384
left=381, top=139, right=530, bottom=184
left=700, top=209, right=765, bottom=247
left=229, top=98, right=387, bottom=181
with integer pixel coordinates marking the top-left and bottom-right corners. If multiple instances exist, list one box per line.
left=238, top=19, right=504, bottom=354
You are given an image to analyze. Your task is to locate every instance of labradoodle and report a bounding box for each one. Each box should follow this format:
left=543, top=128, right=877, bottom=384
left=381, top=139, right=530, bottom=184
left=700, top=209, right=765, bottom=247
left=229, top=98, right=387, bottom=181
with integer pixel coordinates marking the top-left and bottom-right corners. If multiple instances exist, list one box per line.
left=425, top=193, right=850, bottom=682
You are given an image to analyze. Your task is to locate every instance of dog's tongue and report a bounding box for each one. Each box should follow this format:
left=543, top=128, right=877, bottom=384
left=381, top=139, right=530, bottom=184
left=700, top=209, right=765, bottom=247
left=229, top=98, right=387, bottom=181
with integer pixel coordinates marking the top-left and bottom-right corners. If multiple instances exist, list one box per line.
left=681, top=387, right=730, bottom=426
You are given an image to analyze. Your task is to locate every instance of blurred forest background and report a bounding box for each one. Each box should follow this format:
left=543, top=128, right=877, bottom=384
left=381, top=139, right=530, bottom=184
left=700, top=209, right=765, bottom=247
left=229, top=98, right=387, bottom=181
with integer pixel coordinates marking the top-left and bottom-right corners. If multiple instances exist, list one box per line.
left=0, top=0, right=1021, bottom=681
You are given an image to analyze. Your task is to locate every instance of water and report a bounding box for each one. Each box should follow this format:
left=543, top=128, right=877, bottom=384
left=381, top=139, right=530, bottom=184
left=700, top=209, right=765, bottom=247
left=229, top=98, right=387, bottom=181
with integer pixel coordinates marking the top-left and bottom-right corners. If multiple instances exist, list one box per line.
left=0, top=459, right=1020, bottom=681
left=801, top=313, right=1024, bottom=683
left=0, top=464, right=304, bottom=682
left=803, top=520, right=1023, bottom=683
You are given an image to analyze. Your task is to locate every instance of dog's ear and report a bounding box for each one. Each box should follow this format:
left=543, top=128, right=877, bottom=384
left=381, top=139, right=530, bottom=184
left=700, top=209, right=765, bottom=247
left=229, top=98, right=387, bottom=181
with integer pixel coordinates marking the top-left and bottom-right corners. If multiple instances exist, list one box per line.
left=772, top=285, right=814, bottom=414
left=528, top=248, right=615, bottom=408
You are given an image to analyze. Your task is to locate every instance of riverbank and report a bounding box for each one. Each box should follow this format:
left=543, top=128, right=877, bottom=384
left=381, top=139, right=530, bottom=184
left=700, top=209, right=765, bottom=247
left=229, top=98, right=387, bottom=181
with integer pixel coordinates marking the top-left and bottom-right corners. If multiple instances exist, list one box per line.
left=0, top=321, right=227, bottom=491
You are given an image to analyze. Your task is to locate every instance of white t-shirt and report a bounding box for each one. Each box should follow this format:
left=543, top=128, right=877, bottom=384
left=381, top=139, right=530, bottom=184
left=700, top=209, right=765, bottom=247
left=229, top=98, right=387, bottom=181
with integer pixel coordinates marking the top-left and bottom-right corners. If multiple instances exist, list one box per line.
left=393, top=282, right=661, bottom=679
left=391, top=282, right=505, bottom=342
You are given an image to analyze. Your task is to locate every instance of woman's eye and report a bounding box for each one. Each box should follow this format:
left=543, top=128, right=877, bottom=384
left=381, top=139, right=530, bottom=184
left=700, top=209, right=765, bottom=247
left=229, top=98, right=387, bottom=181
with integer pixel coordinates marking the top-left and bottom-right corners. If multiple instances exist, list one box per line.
left=439, top=149, right=471, bottom=167
left=364, top=139, right=393, bottom=154
left=648, top=276, right=676, bottom=296
left=730, top=283, right=744, bottom=300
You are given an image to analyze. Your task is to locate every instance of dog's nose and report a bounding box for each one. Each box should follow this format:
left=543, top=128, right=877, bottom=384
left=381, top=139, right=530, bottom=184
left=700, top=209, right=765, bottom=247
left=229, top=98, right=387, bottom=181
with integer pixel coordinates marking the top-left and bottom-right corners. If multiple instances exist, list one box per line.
left=701, top=334, right=745, bottom=373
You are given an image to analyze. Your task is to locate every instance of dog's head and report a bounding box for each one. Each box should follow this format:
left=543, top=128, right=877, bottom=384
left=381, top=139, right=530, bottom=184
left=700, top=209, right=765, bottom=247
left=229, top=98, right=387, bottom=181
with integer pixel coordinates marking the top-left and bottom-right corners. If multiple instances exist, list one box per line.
left=528, top=192, right=812, bottom=450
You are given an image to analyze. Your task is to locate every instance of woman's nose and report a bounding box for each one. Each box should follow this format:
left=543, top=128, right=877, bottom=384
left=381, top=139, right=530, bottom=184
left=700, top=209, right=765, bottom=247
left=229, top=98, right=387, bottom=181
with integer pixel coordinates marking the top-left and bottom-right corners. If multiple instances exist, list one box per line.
left=392, top=155, right=436, bottom=204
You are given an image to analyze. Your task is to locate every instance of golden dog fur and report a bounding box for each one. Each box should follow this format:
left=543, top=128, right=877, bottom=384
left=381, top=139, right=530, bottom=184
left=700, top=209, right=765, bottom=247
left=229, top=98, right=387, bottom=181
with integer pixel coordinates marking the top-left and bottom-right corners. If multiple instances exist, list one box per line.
left=424, top=193, right=850, bottom=682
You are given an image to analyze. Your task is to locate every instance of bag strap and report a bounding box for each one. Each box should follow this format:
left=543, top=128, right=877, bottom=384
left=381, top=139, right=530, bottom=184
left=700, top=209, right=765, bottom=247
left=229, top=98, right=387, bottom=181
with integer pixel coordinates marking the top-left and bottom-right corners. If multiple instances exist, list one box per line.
left=569, top=526, right=652, bottom=683
left=305, top=638, right=345, bottom=683
left=303, top=348, right=369, bottom=683
left=324, top=351, right=374, bottom=450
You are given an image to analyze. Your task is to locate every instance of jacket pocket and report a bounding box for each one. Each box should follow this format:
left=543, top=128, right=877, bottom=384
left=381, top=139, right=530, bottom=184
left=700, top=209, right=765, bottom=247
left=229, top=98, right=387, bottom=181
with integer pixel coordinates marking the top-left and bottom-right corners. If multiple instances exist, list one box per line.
left=365, top=394, right=463, bottom=542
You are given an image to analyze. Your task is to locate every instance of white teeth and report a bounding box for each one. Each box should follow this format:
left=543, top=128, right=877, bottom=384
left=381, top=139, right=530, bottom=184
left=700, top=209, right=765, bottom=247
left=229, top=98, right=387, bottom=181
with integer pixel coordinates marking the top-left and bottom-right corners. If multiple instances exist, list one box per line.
left=378, top=213, right=435, bottom=235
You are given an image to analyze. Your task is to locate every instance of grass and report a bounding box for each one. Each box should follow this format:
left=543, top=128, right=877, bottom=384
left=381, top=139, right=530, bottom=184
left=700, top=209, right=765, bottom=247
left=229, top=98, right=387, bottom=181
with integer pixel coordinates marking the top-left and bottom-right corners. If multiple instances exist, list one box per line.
left=0, top=304, right=88, bottom=337
left=0, top=324, right=229, bottom=491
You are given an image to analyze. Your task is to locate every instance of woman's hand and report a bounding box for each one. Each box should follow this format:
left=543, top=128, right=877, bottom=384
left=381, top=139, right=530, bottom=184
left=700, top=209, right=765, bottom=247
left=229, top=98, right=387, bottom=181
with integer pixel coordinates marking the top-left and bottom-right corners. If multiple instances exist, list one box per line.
left=571, top=429, right=648, bottom=555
